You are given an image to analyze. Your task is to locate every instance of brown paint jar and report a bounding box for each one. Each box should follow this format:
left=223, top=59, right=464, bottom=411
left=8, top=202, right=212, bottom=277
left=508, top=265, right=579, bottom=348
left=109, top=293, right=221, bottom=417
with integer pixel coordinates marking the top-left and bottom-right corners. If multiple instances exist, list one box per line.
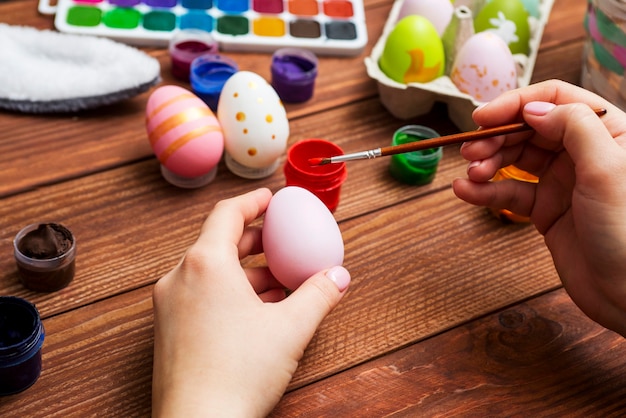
left=13, top=223, right=76, bottom=292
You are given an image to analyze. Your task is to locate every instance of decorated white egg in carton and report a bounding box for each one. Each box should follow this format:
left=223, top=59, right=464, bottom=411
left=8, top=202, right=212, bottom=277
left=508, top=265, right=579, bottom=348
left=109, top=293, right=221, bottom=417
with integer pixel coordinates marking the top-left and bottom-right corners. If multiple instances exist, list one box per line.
left=364, top=0, right=555, bottom=131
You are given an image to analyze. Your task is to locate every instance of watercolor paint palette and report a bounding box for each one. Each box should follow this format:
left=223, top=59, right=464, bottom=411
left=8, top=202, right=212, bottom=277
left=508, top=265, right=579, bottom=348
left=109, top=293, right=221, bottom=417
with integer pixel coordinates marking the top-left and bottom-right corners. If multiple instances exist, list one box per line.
left=38, top=0, right=367, bottom=55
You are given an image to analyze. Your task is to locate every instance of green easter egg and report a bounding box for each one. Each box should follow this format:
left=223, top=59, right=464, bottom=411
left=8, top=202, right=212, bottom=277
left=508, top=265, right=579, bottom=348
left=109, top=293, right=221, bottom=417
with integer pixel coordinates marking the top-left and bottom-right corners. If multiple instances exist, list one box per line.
left=475, top=0, right=530, bottom=55
left=378, top=15, right=445, bottom=84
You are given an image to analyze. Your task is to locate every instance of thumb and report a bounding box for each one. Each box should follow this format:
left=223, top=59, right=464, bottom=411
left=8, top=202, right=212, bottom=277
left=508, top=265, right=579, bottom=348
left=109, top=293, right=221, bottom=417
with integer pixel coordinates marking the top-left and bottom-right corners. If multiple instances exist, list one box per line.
left=283, top=266, right=351, bottom=335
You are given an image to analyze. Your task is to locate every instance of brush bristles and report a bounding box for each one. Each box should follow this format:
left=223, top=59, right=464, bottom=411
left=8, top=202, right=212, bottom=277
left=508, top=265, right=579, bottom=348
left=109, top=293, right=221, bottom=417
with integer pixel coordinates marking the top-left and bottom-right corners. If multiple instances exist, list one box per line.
left=308, top=157, right=331, bottom=166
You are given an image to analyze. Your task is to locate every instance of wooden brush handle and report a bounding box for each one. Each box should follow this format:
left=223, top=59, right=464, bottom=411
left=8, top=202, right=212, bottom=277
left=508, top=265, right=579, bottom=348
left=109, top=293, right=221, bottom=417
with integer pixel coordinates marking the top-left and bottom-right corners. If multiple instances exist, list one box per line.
left=379, top=108, right=607, bottom=157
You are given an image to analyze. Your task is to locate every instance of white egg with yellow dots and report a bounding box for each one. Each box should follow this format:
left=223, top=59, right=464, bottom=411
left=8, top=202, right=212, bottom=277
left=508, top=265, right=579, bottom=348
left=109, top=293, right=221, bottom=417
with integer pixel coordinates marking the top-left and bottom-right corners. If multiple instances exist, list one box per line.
left=217, top=71, right=289, bottom=179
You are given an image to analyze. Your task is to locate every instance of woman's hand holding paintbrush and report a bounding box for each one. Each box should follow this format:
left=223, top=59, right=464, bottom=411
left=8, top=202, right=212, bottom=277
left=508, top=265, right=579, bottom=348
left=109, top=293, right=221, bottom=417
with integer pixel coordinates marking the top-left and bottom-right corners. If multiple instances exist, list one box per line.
left=308, top=107, right=607, bottom=166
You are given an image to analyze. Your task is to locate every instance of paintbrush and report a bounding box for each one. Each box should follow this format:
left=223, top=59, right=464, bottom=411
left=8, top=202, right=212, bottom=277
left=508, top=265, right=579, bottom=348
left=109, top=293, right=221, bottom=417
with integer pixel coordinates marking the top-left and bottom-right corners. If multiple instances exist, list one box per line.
left=308, top=108, right=607, bottom=166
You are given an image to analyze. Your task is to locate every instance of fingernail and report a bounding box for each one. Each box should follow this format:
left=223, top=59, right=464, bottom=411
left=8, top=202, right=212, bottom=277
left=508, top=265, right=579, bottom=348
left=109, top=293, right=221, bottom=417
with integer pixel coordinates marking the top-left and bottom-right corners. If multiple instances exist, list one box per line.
left=326, top=266, right=350, bottom=292
left=524, top=101, right=556, bottom=116
left=474, top=102, right=489, bottom=112
left=467, top=160, right=481, bottom=174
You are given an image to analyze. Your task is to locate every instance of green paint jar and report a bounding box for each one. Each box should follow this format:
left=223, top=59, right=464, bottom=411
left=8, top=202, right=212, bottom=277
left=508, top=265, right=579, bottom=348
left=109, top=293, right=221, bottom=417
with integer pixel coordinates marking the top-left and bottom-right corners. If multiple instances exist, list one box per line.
left=389, top=125, right=442, bottom=185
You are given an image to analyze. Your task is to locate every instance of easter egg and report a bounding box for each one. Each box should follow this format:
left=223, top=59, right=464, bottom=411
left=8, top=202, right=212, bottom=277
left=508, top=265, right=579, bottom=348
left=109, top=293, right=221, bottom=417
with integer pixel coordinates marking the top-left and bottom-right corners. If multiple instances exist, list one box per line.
left=475, top=0, right=530, bottom=55
left=396, top=0, right=454, bottom=35
left=451, top=32, right=517, bottom=102
left=487, top=0, right=540, bottom=18
left=145, top=85, right=224, bottom=180
left=379, top=15, right=445, bottom=84
left=262, top=186, right=344, bottom=290
left=519, top=0, right=540, bottom=18
left=217, top=71, right=289, bottom=178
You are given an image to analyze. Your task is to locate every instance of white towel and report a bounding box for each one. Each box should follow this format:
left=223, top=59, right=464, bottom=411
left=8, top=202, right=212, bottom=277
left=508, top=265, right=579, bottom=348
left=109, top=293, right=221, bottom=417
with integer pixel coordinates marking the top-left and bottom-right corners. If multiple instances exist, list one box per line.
left=0, top=23, right=161, bottom=113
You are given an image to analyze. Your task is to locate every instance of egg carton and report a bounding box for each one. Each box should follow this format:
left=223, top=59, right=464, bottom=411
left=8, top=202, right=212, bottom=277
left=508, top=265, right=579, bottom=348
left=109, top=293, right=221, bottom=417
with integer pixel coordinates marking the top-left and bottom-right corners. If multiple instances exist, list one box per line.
left=364, top=0, right=555, bottom=131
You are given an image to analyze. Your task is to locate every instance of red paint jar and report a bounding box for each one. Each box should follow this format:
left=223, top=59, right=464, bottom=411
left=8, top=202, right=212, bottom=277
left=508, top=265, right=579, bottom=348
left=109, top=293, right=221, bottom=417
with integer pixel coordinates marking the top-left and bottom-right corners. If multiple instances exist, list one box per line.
left=284, top=139, right=347, bottom=212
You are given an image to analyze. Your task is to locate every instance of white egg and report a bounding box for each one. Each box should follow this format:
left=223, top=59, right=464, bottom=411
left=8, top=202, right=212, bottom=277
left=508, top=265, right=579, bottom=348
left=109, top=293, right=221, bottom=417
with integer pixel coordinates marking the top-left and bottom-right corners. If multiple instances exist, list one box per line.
left=262, top=186, right=344, bottom=290
left=450, top=32, right=517, bottom=102
left=217, top=71, right=289, bottom=173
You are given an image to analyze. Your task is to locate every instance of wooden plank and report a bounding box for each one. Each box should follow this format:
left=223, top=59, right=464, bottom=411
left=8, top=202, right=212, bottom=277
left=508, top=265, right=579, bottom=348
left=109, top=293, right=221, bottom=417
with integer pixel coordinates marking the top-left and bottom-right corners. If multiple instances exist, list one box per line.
left=289, top=190, right=560, bottom=389
left=272, top=288, right=626, bottom=417
left=0, top=190, right=561, bottom=416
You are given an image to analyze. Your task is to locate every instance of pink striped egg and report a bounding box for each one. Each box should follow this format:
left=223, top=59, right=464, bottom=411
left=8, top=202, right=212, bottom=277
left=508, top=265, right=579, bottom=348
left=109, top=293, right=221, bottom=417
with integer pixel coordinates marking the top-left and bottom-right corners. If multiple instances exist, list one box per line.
left=146, top=85, right=224, bottom=179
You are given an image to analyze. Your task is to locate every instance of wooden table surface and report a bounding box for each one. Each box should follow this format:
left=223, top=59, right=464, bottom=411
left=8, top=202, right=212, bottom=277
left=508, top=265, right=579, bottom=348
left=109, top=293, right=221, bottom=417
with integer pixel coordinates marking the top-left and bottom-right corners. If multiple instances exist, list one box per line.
left=2, top=0, right=626, bottom=416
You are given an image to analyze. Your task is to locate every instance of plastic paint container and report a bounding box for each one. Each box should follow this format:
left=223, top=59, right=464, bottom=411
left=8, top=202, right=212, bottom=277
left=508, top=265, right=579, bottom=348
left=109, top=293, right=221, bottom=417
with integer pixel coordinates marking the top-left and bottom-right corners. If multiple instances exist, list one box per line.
left=0, top=296, right=45, bottom=396
left=14, top=223, right=76, bottom=292
left=190, top=54, right=238, bottom=111
left=271, top=48, right=318, bottom=103
left=284, top=139, right=347, bottom=212
left=389, top=125, right=442, bottom=185
left=490, top=165, right=538, bottom=223
left=581, top=0, right=626, bottom=111
left=169, top=29, right=219, bottom=81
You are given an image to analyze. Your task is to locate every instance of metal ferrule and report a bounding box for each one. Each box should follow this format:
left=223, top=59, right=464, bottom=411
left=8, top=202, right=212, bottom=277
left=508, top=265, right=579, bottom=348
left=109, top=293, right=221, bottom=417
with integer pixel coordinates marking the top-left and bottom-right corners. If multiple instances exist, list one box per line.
left=331, top=148, right=381, bottom=163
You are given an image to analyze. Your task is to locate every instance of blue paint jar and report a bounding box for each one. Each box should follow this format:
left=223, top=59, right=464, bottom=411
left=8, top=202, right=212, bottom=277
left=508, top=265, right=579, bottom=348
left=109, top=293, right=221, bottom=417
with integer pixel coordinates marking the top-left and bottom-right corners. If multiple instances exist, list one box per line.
left=0, top=296, right=45, bottom=396
left=190, top=53, right=238, bottom=111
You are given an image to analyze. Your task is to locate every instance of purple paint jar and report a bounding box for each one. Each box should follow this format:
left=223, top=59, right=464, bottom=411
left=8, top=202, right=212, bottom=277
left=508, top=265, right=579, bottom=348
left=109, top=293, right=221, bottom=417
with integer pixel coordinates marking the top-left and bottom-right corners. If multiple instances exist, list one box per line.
left=169, top=29, right=219, bottom=82
left=271, top=48, right=318, bottom=103
left=190, top=53, right=239, bottom=111
left=0, top=296, right=45, bottom=396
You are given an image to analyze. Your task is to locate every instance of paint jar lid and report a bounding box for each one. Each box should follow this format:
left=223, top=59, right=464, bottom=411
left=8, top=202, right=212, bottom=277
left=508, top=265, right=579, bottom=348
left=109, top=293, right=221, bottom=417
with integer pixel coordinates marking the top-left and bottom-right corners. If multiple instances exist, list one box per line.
left=0, top=296, right=45, bottom=396
left=190, top=54, right=238, bottom=110
left=271, top=48, right=318, bottom=103
left=285, top=139, right=347, bottom=187
left=389, top=125, right=442, bottom=185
